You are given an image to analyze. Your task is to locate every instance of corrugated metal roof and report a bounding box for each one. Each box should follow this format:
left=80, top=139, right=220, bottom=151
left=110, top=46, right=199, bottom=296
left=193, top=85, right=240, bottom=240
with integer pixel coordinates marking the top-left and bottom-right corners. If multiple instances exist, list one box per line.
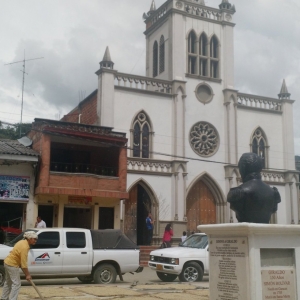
left=0, top=139, right=39, bottom=157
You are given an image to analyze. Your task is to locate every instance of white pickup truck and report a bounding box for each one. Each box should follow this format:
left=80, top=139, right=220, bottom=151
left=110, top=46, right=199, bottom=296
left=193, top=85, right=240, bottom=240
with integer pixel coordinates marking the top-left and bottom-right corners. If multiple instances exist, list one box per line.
left=0, top=228, right=142, bottom=286
left=148, top=233, right=208, bottom=282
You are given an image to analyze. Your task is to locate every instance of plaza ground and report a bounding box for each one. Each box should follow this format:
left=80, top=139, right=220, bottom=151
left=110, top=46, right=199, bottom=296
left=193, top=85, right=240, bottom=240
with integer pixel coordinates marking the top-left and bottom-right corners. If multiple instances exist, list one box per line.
left=0, top=267, right=210, bottom=299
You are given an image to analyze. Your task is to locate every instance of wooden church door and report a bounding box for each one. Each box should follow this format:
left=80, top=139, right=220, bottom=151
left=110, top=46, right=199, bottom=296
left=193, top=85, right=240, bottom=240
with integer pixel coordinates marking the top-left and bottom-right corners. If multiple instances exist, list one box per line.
left=186, top=180, right=216, bottom=232
left=124, top=186, right=138, bottom=244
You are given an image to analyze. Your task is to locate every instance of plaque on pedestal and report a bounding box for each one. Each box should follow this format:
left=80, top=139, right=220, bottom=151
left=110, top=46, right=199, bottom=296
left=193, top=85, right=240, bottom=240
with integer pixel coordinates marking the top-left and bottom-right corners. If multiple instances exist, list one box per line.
left=198, top=224, right=300, bottom=300
left=210, top=237, right=249, bottom=300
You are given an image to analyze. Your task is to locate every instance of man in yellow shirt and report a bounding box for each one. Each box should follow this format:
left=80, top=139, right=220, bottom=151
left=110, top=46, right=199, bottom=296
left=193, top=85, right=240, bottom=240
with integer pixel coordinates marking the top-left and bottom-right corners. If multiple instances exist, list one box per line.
left=1, top=231, right=38, bottom=300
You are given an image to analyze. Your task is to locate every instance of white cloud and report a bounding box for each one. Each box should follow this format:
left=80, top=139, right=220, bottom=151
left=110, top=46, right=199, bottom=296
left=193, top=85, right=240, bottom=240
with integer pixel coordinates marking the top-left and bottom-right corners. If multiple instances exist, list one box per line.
left=0, top=0, right=299, bottom=155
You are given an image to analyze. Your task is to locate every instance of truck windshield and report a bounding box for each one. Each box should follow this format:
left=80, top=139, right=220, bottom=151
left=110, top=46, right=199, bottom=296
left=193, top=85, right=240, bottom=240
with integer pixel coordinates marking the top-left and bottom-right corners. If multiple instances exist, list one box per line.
left=180, top=235, right=208, bottom=249
left=4, top=229, right=38, bottom=247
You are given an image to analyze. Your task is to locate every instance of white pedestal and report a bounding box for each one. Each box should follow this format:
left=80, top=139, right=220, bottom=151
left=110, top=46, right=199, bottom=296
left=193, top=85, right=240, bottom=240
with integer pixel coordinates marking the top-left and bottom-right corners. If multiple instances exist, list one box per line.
left=197, top=223, right=300, bottom=300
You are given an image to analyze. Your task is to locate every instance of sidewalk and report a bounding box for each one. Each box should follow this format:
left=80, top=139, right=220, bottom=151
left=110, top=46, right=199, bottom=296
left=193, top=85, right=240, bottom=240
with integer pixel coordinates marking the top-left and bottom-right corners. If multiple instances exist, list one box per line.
left=0, top=282, right=209, bottom=299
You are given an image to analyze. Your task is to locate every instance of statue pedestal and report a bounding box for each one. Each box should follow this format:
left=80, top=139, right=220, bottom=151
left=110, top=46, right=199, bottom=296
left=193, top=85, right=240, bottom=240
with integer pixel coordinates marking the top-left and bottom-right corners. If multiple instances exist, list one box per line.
left=197, top=223, right=300, bottom=300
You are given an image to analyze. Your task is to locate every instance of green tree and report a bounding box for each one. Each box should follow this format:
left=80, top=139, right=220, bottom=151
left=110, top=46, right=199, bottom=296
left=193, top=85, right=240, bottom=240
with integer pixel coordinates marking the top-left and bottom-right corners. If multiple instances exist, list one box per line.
left=0, top=122, right=32, bottom=139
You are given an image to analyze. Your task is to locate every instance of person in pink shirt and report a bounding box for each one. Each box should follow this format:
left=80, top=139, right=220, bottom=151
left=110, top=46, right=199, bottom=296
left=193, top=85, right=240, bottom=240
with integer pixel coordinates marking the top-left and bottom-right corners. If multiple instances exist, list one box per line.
left=162, top=223, right=173, bottom=248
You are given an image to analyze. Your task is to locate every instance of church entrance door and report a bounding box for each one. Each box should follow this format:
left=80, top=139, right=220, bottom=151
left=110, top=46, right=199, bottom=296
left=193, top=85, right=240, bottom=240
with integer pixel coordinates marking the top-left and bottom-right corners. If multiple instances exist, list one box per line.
left=186, top=180, right=216, bottom=233
left=125, top=184, right=152, bottom=245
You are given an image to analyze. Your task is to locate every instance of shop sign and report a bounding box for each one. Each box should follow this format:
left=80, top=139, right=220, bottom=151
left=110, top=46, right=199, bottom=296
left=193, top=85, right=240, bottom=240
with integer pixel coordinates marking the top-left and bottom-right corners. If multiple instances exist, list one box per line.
left=0, top=175, right=30, bottom=201
left=68, top=196, right=92, bottom=205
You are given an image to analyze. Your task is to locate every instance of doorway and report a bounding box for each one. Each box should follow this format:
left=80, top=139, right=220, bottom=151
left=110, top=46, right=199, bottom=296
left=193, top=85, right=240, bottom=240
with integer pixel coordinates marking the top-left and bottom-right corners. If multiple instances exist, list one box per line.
left=124, top=184, right=152, bottom=245
left=0, top=202, right=24, bottom=241
left=63, top=207, right=92, bottom=229
left=0, top=202, right=24, bottom=229
left=98, top=207, right=114, bottom=229
left=186, top=180, right=216, bottom=233
left=38, top=205, right=54, bottom=227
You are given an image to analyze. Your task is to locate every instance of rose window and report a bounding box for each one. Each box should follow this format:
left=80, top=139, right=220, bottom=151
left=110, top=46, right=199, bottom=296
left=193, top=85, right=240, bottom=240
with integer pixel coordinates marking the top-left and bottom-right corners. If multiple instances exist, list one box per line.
left=189, top=122, right=219, bottom=157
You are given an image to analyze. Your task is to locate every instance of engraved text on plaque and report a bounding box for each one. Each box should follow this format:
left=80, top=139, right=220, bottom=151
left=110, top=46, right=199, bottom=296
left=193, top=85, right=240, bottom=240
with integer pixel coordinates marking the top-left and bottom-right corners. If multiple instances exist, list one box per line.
left=210, top=237, right=249, bottom=300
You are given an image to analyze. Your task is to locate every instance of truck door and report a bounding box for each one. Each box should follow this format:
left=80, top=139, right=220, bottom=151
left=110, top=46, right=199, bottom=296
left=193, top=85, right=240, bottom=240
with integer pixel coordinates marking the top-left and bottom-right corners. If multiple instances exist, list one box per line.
left=28, top=231, right=63, bottom=275
left=62, top=230, right=91, bottom=275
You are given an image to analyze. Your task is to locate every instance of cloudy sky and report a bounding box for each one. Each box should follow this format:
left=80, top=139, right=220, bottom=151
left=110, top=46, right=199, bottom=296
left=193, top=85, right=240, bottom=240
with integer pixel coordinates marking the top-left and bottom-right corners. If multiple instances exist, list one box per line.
left=0, top=0, right=299, bottom=153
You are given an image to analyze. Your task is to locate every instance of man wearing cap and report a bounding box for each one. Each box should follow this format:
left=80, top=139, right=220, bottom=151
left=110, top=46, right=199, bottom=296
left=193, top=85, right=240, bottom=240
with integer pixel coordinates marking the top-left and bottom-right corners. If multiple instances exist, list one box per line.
left=1, top=231, right=38, bottom=300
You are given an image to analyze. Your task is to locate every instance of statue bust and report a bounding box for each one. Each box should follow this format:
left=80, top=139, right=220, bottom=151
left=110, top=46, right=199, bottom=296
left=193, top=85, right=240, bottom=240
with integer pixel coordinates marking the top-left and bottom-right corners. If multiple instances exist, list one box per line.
left=227, top=153, right=281, bottom=223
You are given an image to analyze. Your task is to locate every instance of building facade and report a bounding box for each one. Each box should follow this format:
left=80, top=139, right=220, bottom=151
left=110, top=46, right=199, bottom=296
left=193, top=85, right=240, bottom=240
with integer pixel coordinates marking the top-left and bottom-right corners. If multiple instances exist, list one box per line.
left=63, top=0, right=298, bottom=244
left=28, top=119, right=128, bottom=230
left=0, top=139, right=39, bottom=237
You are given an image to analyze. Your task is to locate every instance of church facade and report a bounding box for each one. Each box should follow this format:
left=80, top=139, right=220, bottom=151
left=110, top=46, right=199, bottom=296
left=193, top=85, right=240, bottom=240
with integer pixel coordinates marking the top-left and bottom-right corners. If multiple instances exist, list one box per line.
left=63, top=0, right=298, bottom=244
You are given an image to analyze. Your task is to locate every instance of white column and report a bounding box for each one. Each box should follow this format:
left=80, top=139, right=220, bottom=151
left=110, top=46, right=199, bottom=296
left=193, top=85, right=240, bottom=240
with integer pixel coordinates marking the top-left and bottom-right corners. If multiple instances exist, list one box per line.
left=96, top=69, right=116, bottom=127
left=282, top=101, right=296, bottom=170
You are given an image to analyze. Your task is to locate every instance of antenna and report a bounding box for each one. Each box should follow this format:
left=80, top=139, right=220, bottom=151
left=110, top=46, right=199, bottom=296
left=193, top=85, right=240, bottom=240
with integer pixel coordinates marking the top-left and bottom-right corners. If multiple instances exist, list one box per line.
left=4, top=50, right=44, bottom=137
left=78, top=90, right=86, bottom=104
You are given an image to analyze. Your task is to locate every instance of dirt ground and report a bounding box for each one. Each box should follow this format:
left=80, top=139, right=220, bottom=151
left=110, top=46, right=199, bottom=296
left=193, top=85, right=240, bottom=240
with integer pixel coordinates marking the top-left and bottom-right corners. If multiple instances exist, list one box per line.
left=0, top=283, right=209, bottom=299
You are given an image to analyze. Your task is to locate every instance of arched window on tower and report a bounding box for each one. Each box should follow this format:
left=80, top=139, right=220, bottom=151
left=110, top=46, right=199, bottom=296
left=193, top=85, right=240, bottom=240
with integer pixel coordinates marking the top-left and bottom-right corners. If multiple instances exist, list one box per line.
left=188, top=31, right=197, bottom=75
left=199, top=33, right=208, bottom=77
left=159, top=35, right=165, bottom=74
left=251, top=128, right=268, bottom=168
left=153, top=41, right=158, bottom=77
left=210, top=35, right=219, bottom=78
left=132, top=112, right=152, bottom=158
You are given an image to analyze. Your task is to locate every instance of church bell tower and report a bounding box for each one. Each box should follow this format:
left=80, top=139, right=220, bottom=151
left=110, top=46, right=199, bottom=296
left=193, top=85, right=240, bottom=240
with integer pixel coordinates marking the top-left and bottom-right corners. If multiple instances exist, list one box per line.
left=143, top=0, right=236, bottom=89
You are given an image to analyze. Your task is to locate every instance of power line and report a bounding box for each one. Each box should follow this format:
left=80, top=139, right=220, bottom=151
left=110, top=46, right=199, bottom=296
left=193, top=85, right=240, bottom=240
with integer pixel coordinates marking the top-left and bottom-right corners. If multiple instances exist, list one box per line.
left=31, top=127, right=296, bottom=173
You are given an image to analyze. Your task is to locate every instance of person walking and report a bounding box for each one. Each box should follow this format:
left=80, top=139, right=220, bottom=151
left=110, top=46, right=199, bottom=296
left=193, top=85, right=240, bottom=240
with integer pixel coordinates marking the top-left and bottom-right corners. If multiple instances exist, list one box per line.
left=162, top=223, right=173, bottom=248
left=146, top=212, right=154, bottom=245
left=35, top=216, right=46, bottom=228
left=1, top=231, right=38, bottom=300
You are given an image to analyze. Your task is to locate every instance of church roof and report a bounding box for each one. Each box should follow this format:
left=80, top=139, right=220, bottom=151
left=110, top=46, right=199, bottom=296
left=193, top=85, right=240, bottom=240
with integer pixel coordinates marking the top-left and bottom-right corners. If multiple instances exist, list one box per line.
left=278, top=79, right=291, bottom=99
left=149, top=0, right=156, bottom=12
left=279, top=79, right=289, bottom=94
left=102, top=46, right=112, bottom=62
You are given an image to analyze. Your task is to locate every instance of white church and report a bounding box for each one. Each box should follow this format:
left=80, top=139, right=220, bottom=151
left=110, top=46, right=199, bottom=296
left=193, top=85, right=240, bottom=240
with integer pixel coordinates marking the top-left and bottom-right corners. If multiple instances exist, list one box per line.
left=63, top=0, right=298, bottom=245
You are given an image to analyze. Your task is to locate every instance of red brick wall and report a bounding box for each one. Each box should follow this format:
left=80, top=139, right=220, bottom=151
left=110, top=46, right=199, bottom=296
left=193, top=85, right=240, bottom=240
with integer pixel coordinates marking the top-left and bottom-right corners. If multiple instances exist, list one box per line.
left=62, top=92, right=98, bottom=125
left=118, top=147, right=127, bottom=191
left=39, top=135, right=51, bottom=187
left=49, top=174, right=120, bottom=190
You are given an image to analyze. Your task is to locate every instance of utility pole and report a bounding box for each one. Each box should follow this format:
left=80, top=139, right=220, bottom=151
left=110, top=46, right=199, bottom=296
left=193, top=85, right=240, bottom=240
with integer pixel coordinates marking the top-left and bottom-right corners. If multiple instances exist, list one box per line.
left=4, top=51, right=43, bottom=137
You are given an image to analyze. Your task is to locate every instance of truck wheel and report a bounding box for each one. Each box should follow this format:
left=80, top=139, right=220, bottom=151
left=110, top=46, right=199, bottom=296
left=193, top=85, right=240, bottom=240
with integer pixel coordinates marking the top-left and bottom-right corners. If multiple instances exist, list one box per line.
left=93, top=264, right=117, bottom=284
left=156, top=272, right=177, bottom=282
left=179, top=262, right=203, bottom=282
left=0, top=265, right=5, bottom=287
left=77, top=276, right=93, bottom=283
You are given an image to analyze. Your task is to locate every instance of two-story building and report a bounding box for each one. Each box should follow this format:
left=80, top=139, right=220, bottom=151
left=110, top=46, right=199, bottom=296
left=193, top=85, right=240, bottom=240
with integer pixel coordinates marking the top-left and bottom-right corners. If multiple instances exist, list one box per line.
left=28, top=119, right=128, bottom=230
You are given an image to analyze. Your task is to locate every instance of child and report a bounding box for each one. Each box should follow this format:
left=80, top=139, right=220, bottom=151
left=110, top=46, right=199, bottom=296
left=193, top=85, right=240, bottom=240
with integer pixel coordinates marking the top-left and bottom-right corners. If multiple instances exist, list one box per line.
left=181, top=231, right=187, bottom=242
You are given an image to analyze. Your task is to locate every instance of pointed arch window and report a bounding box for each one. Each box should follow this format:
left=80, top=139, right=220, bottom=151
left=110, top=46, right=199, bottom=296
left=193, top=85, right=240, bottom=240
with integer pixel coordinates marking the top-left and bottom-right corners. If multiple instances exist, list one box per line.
left=251, top=128, right=268, bottom=168
left=159, top=35, right=165, bottom=74
left=187, top=31, right=220, bottom=80
left=188, top=31, right=197, bottom=75
left=153, top=41, right=158, bottom=77
left=210, top=35, right=219, bottom=79
left=132, top=112, right=153, bottom=158
left=199, top=33, right=208, bottom=76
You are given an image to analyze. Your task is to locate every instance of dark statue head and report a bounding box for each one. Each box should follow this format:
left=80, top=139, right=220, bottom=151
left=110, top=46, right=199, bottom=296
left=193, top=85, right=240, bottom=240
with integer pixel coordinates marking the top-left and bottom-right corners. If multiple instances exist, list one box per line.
left=227, top=152, right=281, bottom=223
left=238, top=152, right=263, bottom=182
